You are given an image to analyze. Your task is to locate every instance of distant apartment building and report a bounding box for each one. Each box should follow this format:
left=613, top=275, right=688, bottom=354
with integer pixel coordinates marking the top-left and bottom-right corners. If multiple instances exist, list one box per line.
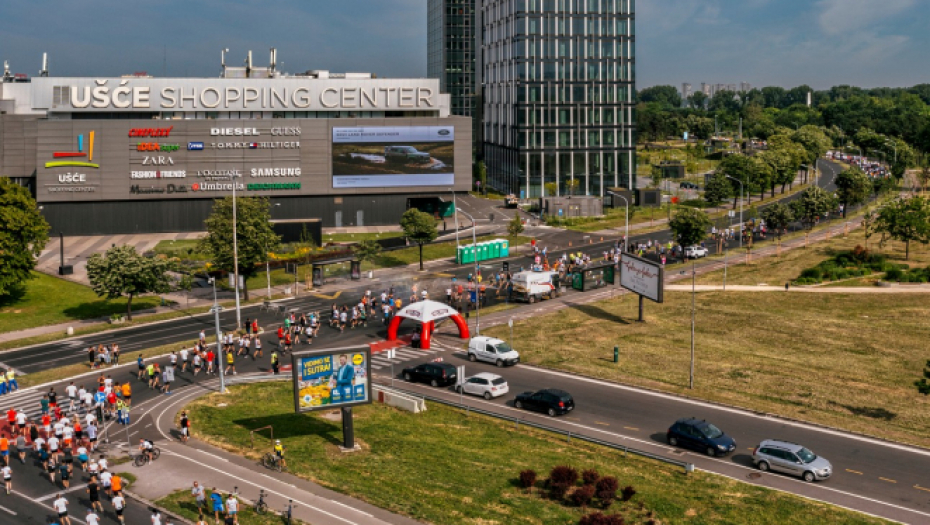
left=740, top=81, right=751, bottom=92
left=681, top=82, right=692, bottom=101
left=482, top=0, right=636, bottom=197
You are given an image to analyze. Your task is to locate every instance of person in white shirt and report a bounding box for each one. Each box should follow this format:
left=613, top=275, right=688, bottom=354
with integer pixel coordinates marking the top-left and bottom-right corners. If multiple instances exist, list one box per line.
left=85, top=412, right=96, bottom=427
left=87, top=459, right=99, bottom=477
left=226, top=494, right=239, bottom=518
left=53, top=494, right=71, bottom=525
left=62, top=424, right=74, bottom=441
left=180, top=348, right=190, bottom=373
left=99, top=470, right=112, bottom=494
left=86, top=508, right=101, bottom=525
left=54, top=420, right=64, bottom=438
left=14, top=410, right=26, bottom=433
left=48, top=436, right=60, bottom=454
left=111, top=494, right=126, bottom=523
left=151, top=508, right=163, bottom=525
left=1, top=464, right=11, bottom=494
left=66, top=382, right=78, bottom=411
left=33, top=436, right=45, bottom=453
left=97, top=455, right=108, bottom=472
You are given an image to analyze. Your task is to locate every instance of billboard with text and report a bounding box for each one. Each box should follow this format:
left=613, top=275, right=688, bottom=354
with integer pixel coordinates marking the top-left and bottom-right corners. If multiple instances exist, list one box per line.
left=619, top=253, right=664, bottom=303
left=332, top=126, right=455, bottom=188
left=291, top=347, right=371, bottom=413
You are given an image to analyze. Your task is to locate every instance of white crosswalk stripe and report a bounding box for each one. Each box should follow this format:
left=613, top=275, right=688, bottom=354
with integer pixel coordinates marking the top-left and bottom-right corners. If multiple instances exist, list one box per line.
left=369, top=345, right=443, bottom=370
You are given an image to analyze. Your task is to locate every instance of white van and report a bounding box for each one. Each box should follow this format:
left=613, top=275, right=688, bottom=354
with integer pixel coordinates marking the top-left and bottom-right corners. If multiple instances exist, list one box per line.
left=510, top=270, right=560, bottom=303
left=467, top=336, right=520, bottom=367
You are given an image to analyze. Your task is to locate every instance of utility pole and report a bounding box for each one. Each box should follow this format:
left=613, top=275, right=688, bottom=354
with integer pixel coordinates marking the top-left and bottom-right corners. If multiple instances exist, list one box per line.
left=690, top=261, right=696, bottom=389
left=232, top=176, right=242, bottom=329
left=458, top=208, right=480, bottom=334
left=208, top=278, right=226, bottom=394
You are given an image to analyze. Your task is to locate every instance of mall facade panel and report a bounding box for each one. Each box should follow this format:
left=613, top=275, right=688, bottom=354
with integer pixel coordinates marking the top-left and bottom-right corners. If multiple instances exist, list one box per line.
left=481, top=0, right=636, bottom=198
left=0, top=74, right=471, bottom=235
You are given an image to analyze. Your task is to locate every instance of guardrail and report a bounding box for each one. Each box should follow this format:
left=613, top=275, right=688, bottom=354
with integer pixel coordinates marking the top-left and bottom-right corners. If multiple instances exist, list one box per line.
left=388, top=385, right=694, bottom=474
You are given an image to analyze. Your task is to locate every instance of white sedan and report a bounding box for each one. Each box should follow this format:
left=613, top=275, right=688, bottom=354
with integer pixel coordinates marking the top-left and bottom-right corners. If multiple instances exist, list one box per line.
left=455, top=372, right=510, bottom=400
left=685, top=245, right=708, bottom=258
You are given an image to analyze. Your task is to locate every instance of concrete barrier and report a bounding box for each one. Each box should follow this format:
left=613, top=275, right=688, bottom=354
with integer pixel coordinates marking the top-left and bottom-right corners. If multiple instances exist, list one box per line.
left=373, top=384, right=426, bottom=413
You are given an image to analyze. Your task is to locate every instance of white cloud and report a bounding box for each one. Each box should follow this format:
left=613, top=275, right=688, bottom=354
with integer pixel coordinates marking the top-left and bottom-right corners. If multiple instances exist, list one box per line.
left=817, top=0, right=915, bottom=35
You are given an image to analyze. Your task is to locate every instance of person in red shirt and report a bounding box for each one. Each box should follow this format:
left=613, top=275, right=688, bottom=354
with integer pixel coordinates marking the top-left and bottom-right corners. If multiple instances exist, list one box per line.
left=6, top=409, right=16, bottom=436
left=205, top=350, right=215, bottom=375
left=277, top=326, right=284, bottom=342
left=41, top=414, right=51, bottom=435
left=252, top=319, right=259, bottom=334
left=283, top=333, right=292, bottom=353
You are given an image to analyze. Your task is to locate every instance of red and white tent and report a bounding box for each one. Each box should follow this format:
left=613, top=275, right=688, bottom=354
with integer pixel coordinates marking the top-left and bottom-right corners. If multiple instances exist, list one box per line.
left=386, top=300, right=469, bottom=350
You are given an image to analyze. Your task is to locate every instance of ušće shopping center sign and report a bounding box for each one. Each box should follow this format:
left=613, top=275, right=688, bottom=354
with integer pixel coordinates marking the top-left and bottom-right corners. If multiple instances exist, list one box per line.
left=37, top=77, right=439, bottom=112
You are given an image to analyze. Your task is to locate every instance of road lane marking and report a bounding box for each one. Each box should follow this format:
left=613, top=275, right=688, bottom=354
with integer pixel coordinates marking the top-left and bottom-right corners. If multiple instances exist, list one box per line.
left=594, top=421, right=610, bottom=426
left=0, top=504, right=15, bottom=515
left=879, top=477, right=897, bottom=484
left=313, top=291, right=342, bottom=300
left=36, top=484, right=85, bottom=501
left=624, top=426, right=639, bottom=431
left=845, top=469, right=863, bottom=475
left=915, top=485, right=930, bottom=493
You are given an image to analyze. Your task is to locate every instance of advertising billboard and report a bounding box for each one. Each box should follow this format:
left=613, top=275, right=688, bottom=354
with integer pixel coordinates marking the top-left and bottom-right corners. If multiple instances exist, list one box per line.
left=619, top=253, right=664, bottom=303
left=291, top=347, right=371, bottom=413
left=332, top=126, right=455, bottom=188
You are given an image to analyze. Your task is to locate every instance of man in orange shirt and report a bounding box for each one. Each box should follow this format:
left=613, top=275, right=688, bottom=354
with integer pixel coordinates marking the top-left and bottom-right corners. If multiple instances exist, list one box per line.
left=121, top=382, right=132, bottom=407
left=110, top=473, right=122, bottom=496
left=0, top=433, right=9, bottom=466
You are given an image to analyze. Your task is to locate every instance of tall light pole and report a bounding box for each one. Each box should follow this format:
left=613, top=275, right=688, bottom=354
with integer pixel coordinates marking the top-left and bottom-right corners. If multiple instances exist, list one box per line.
left=450, top=188, right=460, bottom=254
left=231, top=174, right=242, bottom=329
left=606, top=191, right=630, bottom=245
left=724, top=175, right=743, bottom=248
left=208, top=277, right=226, bottom=394
left=457, top=207, right=480, bottom=335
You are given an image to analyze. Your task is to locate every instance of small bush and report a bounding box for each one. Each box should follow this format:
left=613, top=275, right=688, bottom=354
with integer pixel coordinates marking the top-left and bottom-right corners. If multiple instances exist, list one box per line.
left=800, top=267, right=822, bottom=280
left=571, top=485, right=596, bottom=508
left=579, top=513, right=625, bottom=525
left=549, top=482, right=571, bottom=501
left=582, top=469, right=601, bottom=486
left=549, top=465, right=580, bottom=486
left=596, top=476, right=619, bottom=507
left=885, top=268, right=903, bottom=281
left=851, top=245, right=870, bottom=262
left=519, top=469, right=537, bottom=490
left=621, top=485, right=637, bottom=502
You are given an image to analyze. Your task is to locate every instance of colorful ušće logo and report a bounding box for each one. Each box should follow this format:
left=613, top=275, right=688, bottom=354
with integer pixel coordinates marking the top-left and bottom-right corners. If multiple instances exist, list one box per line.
left=46, top=131, right=100, bottom=169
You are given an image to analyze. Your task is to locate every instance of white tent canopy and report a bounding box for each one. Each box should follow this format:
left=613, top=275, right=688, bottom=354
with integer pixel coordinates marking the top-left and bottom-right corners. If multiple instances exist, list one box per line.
left=395, top=300, right=460, bottom=323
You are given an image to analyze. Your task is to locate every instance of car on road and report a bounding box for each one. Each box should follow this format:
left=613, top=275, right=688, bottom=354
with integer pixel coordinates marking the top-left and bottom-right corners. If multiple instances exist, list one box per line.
left=680, top=181, right=698, bottom=189
left=467, top=336, right=520, bottom=367
left=666, top=418, right=736, bottom=456
left=752, top=439, right=832, bottom=482
left=455, top=372, right=509, bottom=399
left=514, top=388, right=574, bottom=416
left=684, top=245, right=708, bottom=258
left=402, top=362, right=458, bottom=387
left=384, top=145, right=431, bottom=164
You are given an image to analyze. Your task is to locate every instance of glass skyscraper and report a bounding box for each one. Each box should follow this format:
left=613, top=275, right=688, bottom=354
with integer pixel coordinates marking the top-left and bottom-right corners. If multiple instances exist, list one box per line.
left=481, top=0, right=635, bottom=197
left=428, top=0, right=480, bottom=153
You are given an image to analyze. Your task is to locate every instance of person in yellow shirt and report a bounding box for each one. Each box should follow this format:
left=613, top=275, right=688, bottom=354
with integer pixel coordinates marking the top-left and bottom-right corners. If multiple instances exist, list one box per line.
left=5, top=369, right=17, bottom=392
left=273, top=439, right=286, bottom=470
left=224, top=350, right=236, bottom=376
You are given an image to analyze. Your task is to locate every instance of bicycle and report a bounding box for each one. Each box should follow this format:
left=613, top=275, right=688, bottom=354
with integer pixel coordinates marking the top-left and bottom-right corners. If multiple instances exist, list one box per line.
left=261, top=452, right=287, bottom=472
left=133, top=447, right=161, bottom=467
left=255, top=489, right=268, bottom=515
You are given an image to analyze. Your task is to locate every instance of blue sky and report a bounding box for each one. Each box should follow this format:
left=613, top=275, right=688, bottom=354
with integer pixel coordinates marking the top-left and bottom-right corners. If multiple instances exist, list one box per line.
left=0, top=0, right=926, bottom=89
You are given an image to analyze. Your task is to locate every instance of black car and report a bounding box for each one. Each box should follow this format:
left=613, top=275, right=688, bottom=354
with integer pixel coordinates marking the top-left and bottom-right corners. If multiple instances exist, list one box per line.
left=667, top=418, right=736, bottom=456
left=401, top=362, right=458, bottom=387
left=514, top=389, right=575, bottom=416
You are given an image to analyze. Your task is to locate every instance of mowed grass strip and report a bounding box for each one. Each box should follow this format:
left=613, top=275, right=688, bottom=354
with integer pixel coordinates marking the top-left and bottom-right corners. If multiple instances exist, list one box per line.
left=157, top=488, right=307, bottom=525
left=484, top=290, right=930, bottom=448
left=0, top=271, right=163, bottom=334
left=183, top=383, right=888, bottom=525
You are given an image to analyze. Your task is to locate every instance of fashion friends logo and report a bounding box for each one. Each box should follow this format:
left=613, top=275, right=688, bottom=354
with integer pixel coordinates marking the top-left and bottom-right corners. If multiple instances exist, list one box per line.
left=46, top=131, right=100, bottom=169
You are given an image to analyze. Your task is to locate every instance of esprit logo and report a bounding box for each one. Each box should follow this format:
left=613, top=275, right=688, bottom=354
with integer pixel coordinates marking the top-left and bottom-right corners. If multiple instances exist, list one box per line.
left=46, top=131, right=99, bottom=169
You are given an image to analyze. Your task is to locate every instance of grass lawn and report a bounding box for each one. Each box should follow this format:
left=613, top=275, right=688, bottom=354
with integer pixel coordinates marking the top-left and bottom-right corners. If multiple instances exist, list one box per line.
left=183, top=383, right=885, bottom=525
left=157, top=488, right=306, bottom=525
left=152, top=239, right=209, bottom=261
left=322, top=231, right=404, bottom=244
left=483, top=290, right=930, bottom=448
left=0, top=272, right=164, bottom=335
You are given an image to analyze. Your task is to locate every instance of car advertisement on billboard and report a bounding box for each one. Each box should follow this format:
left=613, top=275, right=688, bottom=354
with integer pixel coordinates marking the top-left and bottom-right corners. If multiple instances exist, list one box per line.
left=291, top=348, right=371, bottom=413
left=332, top=126, right=455, bottom=188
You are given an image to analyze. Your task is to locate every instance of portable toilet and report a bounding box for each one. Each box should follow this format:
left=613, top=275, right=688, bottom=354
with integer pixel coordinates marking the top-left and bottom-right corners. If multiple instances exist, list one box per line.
left=477, top=242, right=488, bottom=262
left=456, top=245, right=465, bottom=265
left=500, top=239, right=510, bottom=257
left=489, top=239, right=501, bottom=259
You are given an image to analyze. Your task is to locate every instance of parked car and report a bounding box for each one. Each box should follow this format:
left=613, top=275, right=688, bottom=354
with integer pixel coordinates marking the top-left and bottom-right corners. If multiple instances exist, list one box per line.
left=384, top=145, right=431, bottom=164
left=402, top=362, right=458, bottom=387
left=514, top=388, right=574, bottom=416
left=455, top=372, right=509, bottom=399
left=467, top=336, right=520, bottom=367
left=666, top=418, right=736, bottom=456
left=679, top=181, right=698, bottom=189
left=684, top=245, right=708, bottom=258
left=752, top=440, right=832, bottom=482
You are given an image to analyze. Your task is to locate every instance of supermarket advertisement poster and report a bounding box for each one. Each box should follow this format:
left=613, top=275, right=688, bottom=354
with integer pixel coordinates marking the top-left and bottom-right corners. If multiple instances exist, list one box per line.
left=292, top=349, right=370, bottom=412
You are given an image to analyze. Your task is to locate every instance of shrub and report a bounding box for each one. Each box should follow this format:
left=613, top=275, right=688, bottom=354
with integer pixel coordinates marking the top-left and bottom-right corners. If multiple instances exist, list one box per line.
left=835, top=255, right=850, bottom=267
left=579, top=513, right=625, bottom=525
left=885, top=268, right=903, bottom=281
left=800, top=267, right=822, bottom=280
left=851, top=244, right=870, bottom=262
left=549, top=482, right=571, bottom=501
left=571, top=485, right=596, bottom=508
left=519, top=469, right=537, bottom=490
left=621, top=485, right=637, bottom=502
left=582, top=468, right=600, bottom=486
left=549, top=465, right=579, bottom=487
left=596, top=476, right=619, bottom=507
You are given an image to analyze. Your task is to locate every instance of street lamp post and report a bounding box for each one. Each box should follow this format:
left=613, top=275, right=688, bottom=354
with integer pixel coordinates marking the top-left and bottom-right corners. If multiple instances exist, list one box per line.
left=457, top=208, right=480, bottom=335
left=208, top=277, right=226, bottom=394
left=606, top=191, right=630, bottom=247
left=231, top=175, right=242, bottom=329
left=724, top=175, right=743, bottom=248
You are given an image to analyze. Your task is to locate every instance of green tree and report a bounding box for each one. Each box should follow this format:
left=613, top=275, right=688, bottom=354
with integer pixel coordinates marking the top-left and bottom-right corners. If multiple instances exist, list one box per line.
left=717, top=154, right=755, bottom=208
left=507, top=212, right=525, bottom=240
left=0, top=178, right=50, bottom=297
left=791, top=126, right=833, bottom=175
left=473, top=161, right=487, bottom=194
left=86, top=245, right=175, bottom=320
left=352, top=240, right=383, bottom=268
left=915, top=360, right=930, bottom=396
left=703, top=173, right=731, bottom=207
left=669, top=208, right=712, bottom=258
left=199, top=196, right=281, bottom=301
left=688, top=92, right=708, bottom=110
left=177, top=273, right=194, bottom=308
left=400, top=208, right=439, bottom=271
left=638, top=85, right=681, bottom=108
left=874, top=195, right=930, bottom=260
left=790, top=186, right=837, bottom=231
left=760, top=202, right=794, bottom=240
left=834, top=167, right=872, bottom=217
left=751, top=156, right=774, bottom=200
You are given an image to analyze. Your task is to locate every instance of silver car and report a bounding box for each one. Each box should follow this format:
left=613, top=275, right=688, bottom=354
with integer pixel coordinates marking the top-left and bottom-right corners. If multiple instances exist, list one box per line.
left=752, top=439, right=832, bottom=482
left=455, top=372, right=509, bottom=400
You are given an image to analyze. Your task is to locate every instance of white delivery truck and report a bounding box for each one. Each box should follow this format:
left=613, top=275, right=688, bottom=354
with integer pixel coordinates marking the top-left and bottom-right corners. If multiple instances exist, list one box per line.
left=510, top=270, right=561, bottom=303
left=467, top=336, right=520, bottom=367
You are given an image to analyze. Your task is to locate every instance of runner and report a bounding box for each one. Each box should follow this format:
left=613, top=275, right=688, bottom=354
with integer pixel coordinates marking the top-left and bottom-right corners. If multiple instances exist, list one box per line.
left=137, top=354, right=146, bottom=381
left=111, top=472, right=123, bottom=496
left=87, top=475, right=103, bottom=513
left=1, top=462, right=10, bottom=494
left=162, top=365, right=174, bottom=395
left=205, top=349, right=215, bottom=375
left=15, top=433, right=26, bottom=464
left=59, top=458, right=71, bottom=488
left=225, top=350, right=236, bottom=376
left=0, top=434, right=8, bottom=467
left=146, top=362, right=156, bottom=388
left=169, top=351, right=178, bottom=369
left=111, top=492, right=126, bottom=524
left=52, top=493, right=71, bottom=525
left=284, top=331, right=293, bottom=352
left=180, top=346, right=190, bottom=373
left=193, top=351, right=203, bottom=377
left=85, top=508, right=100, bottom=525
left=77, top=444, right=89, bottom=471
left=253, top=336, right=263, bottom=359
left=179, top=411, right=190, bottom=443
left=65, top=382, right=78, bottom=412
left=121, top=381, right=132, bottom=407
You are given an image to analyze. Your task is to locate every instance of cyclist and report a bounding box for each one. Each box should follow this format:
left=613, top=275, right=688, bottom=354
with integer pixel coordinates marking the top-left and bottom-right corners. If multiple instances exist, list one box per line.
left=273, top=439, right=286, bottom=470
left=138, top=438, right=155, bottom=463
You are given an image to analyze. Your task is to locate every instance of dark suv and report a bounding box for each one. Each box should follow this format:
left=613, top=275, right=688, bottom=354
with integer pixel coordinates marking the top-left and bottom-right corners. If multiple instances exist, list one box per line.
left=514, top=389, right=575, bottom=416
left=401, top=362, right=457, bottom=387
left=667, top=418, right=736, bottom=456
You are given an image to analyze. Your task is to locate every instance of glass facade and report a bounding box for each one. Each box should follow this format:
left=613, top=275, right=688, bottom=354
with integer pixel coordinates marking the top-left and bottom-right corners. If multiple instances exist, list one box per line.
left=482, top=0, right=636, bottom=197
left=428, top=0, right=479, bottom=151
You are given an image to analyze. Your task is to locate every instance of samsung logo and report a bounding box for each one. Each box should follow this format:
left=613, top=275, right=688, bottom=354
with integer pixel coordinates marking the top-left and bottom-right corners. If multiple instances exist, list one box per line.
left=188, top=142, right=204, bottom=151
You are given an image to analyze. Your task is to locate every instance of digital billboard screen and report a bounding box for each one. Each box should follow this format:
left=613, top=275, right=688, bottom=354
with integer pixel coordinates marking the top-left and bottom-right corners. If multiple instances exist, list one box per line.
left=291, top=347, right=372, bottom=413
left=332, top=126, right=455, bottom=188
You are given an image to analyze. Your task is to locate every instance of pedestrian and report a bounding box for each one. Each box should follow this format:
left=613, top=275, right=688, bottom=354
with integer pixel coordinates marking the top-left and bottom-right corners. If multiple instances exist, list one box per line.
left=53, top=493, right=71, bottom=525
left=112, top=343, right=120, bottom=366
left=179, top=411, right=190, bottom=443
left=225, top=350, right=236, bottom=376
left=192, top=480, right=205, bottom=510
left=112, top=492, right=126, bottom=524
left=271, top=350, right=280, bottom=375
left=151, top=508, right=163, bottom=525
left=86, top=508, right=101, bottom=525
left=245, top=317, right=252, bottom=336
left=5, top=369, right=16, bottom=393
left=87, top=475, right=103, bottom=513
left=226, top=493, right=239, bottom=523
left=210, top=488, right=225, bottom=523
left=0, top=461, right=9, bottom=494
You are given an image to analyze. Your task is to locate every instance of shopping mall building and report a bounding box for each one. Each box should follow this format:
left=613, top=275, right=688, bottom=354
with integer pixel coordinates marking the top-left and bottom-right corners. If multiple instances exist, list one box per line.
left=0, top=60, right=470, bottom=235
